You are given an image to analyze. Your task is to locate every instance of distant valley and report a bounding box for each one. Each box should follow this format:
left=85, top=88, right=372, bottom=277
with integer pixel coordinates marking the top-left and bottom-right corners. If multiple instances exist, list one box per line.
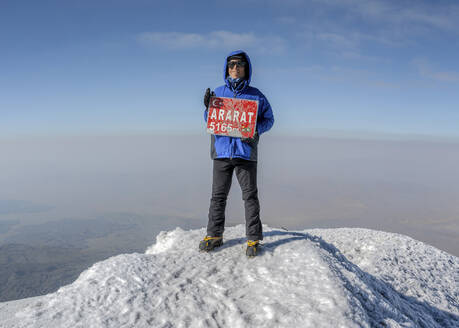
left=0, top=214, right=201, bottom=302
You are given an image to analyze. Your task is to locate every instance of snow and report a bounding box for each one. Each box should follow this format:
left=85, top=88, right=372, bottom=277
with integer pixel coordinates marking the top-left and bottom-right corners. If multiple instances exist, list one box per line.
left=0, top=224, right=458, bottom=327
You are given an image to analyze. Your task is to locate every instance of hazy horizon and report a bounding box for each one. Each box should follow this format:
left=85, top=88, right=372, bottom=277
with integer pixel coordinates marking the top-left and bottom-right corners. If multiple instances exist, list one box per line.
left=1, top=133, right=458, bottom=256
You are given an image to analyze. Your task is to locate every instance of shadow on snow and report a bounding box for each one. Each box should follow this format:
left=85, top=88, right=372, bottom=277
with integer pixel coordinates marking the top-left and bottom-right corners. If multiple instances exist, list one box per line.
left=220, top=229, right=458, bottom=328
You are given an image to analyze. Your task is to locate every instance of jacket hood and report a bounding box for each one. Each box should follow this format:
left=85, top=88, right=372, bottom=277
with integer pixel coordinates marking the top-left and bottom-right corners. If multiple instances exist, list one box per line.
left=223, top=50, right=252, bottom=87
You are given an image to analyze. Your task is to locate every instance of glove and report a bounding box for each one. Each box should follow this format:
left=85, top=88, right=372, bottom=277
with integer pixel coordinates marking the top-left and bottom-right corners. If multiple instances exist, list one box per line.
left=204, top=88, right=215, bottom=108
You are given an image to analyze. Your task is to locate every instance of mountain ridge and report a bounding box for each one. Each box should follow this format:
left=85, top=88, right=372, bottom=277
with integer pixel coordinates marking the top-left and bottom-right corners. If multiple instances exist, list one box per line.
left=0, top=224, right=457, bottom=327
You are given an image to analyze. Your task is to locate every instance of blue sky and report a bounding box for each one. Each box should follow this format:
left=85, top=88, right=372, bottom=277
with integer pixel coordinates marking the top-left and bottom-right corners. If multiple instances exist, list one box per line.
left=1, top=0, right=458, bottom=138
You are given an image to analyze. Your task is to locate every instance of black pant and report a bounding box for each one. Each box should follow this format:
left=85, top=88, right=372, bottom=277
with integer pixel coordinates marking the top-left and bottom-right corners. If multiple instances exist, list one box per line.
left=207, top=158, right=263, bottom=240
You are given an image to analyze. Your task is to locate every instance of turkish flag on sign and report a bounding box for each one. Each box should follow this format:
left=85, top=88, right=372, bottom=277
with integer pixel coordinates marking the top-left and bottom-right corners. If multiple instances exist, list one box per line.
left=206, top=97, right=258, bottom=138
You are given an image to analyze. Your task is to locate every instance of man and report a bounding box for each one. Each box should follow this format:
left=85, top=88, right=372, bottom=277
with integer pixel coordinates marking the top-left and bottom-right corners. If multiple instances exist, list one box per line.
left=200, top=50, right=274, bottom=257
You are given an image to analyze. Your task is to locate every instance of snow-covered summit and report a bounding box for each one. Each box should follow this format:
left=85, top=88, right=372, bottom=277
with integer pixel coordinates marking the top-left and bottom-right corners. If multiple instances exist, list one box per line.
left=0, top=225, right=458, bottom=327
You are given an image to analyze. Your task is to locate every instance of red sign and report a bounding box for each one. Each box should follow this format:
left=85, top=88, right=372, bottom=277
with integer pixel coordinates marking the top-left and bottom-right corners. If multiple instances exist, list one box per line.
left=206, top=97, right=258, bottom=138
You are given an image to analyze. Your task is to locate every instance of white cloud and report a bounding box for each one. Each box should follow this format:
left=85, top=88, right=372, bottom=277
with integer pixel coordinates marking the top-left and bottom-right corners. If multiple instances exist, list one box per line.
left=137, top=32, right=205, bottom=49
left=293, top=0, right=459, bottom=58
left=413, top=58, right=459, bottom=83
left=315, top=0, right=459, bottom=32
left=317, top=33, right=358, bottom=49
left=137, top=30, right=286, bottom=54
left=299, top=29, right=399, bottom=61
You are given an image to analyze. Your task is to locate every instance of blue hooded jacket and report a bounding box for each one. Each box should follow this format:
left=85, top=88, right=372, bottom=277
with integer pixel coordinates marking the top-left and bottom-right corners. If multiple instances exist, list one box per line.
left=204, top=50, right=274, bottom=161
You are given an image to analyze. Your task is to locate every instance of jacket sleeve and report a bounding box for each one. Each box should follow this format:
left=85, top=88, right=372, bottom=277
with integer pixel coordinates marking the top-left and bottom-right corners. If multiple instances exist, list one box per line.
left=256, top=94, right=274, bottom=135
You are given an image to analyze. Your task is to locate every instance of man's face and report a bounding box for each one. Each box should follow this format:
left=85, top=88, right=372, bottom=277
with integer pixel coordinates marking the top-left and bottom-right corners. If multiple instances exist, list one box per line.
left=227, top=60, right=246, bottom=79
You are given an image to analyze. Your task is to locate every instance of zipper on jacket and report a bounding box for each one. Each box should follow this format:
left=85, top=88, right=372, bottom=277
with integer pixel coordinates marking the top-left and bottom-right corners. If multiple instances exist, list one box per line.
left=231, top=88, right=237, bottom=159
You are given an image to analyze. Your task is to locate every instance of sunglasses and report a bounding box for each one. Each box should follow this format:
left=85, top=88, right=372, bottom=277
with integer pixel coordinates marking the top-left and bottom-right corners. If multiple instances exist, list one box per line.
left=228, top=61, right=247, bottom=69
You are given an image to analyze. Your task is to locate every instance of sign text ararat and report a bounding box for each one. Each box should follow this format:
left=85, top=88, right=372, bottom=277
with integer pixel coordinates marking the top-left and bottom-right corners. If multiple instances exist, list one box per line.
left=206, top=97, right=258, bottom=138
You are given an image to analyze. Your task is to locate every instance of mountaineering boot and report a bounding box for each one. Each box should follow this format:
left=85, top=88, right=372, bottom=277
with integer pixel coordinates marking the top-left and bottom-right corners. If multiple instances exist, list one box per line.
left=246, top=240, right=259, bottom=257
left=199, top=236, right=223, bottom=252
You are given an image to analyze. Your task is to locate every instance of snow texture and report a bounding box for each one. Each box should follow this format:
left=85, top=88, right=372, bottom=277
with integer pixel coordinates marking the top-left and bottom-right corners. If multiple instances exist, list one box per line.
left=0, top=225, right=458, bottom=328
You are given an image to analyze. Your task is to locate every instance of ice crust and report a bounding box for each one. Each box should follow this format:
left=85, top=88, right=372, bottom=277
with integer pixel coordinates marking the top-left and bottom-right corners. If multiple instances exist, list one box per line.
left=0, top=225, right=458, bottom=327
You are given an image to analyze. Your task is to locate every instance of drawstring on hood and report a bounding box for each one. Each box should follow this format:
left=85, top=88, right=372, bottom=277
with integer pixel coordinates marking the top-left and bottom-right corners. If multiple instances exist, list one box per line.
left=227, top=77, right=247, bottom=94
